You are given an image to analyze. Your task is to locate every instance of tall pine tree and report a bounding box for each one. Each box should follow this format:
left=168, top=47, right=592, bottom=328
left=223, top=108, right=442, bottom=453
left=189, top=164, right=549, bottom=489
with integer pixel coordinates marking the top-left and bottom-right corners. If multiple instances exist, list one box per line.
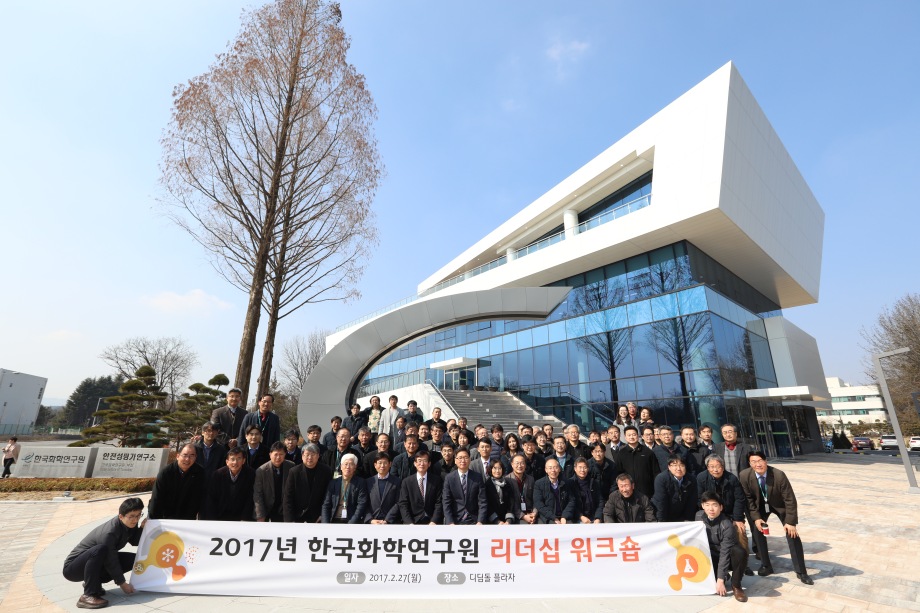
left=76, top=366, right=169, bottom=448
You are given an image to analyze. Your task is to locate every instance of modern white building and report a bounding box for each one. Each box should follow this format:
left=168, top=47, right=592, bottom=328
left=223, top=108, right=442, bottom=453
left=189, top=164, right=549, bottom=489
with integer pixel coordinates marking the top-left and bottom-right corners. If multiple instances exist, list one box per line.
left=0, top=368, right=47, bottom=435
left=817, top=376, right=888, bottom=434
left=299, top=62, right=830, bottom=457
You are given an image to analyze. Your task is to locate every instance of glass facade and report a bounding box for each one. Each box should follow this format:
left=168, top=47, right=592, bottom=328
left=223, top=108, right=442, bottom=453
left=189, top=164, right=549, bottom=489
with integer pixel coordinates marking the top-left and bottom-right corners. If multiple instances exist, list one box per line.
left=356, top=241, right=819, bottom=455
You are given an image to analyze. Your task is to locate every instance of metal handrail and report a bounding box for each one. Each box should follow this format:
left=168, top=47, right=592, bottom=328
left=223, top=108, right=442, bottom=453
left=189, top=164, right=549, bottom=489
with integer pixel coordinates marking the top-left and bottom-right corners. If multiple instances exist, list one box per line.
left=424, top=379, right=457, bottom=416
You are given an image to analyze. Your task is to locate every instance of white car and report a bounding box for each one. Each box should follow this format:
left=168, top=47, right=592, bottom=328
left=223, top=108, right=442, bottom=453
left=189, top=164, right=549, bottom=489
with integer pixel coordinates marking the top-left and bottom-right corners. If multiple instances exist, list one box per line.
left=909, top=436, right=920, bottom=452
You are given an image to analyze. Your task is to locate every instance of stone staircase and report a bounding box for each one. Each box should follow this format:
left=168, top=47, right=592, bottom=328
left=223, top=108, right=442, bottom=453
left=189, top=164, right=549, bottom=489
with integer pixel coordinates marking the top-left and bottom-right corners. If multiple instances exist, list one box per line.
left=439, top=389, right=567, bottom=433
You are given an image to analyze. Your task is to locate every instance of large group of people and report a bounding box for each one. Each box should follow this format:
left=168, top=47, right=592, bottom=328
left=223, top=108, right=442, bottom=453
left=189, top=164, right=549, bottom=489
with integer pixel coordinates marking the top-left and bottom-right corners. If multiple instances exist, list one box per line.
left=66, top=392, right=813, bottom=608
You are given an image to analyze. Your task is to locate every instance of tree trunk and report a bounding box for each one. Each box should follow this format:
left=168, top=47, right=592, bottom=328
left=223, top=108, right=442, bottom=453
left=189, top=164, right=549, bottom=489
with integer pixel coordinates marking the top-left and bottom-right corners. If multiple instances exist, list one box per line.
left=257, top=272, right=285, bottom=402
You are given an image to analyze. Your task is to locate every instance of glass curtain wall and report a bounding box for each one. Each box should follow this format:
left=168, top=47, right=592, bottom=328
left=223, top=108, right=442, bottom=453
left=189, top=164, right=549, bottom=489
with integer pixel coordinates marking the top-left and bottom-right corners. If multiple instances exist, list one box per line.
left=357, top=241, right=809, bottom=450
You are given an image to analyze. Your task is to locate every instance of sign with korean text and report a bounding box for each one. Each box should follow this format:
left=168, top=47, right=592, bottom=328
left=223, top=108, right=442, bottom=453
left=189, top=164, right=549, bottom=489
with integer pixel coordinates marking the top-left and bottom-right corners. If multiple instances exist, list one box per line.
left=12, top=446, right=97, bottom=478
left=132, top=521, right=716, bottom=598
left=91, top=449, right=168, bottom=478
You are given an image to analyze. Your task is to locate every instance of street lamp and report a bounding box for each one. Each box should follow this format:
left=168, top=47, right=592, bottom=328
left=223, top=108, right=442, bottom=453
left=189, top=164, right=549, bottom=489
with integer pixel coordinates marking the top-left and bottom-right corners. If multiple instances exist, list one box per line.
left=873, top=347, right=919, bottom=494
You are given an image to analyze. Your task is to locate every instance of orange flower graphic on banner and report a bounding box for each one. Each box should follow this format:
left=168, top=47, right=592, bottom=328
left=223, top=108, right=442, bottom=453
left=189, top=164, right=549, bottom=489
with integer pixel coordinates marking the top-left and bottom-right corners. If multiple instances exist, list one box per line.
left=666, top=534, right=711, bottom=591
left=134, top=530, right=188, bottom=581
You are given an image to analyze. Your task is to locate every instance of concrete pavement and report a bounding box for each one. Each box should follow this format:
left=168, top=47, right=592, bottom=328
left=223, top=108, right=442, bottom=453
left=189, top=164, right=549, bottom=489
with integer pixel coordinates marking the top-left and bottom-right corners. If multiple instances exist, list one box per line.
left=1, top=453, right=918, bottom=612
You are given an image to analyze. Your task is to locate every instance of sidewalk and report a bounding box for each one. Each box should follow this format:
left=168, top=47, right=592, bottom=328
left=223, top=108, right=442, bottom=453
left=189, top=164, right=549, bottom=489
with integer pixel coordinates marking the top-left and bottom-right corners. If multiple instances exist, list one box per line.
left=1, top=454, right=918, bottom=612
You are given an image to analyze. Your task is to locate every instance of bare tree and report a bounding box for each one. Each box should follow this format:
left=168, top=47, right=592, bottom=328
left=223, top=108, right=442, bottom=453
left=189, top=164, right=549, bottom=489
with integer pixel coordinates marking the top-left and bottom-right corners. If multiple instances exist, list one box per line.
left=99, top=337, right=198, bottom=407
left=160, top=0, right=381, bottom=404
left=277, top=329, right=328, bottom=394
left=861, top=293, right=920, bottom=435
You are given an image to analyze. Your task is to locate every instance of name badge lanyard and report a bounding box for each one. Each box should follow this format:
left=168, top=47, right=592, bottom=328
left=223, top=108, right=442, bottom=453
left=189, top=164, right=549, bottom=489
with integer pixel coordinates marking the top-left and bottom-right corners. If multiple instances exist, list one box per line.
left=759, top=477, right=770, bottom=513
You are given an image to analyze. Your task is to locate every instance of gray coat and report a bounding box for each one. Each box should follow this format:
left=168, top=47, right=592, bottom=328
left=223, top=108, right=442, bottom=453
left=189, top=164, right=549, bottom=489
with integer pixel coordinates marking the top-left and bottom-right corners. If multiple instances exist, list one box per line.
left=253, top=460, right=294, bottom=520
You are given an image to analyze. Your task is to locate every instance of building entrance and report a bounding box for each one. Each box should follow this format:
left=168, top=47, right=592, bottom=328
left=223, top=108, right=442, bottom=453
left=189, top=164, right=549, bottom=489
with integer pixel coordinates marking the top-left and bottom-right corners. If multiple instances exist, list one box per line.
left=753, top=418, right=794, bottom=458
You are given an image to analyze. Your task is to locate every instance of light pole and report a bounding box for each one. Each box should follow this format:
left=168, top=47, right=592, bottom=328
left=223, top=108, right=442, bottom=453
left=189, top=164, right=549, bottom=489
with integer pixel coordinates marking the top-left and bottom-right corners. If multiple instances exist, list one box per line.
left=873, top=347, right=919, bottom=494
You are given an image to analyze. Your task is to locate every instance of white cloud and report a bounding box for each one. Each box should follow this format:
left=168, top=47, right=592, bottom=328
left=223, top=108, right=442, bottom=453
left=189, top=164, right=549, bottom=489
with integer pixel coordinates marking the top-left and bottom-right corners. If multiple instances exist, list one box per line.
left=546, top=39, right=590, bottom=78
left=141, top=289, right=232, bottom=316
left=40, top=329, right=82, bottom=342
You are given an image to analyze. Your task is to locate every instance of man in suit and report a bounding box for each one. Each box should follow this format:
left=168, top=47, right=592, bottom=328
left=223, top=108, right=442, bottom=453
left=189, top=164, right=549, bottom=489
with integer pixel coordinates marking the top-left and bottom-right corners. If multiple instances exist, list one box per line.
left=442, top=447, right=487, bottom=525
left=713, top=424, right=755, bottom=478
left=507, top=454, right=536, bottom=524
left=254, top=442, right=295, bottom=522
left=469, top=438, right=494, bottom=478
left=202, top=447, right=255, bottom=521
left=321, top=453, right=368, bottom=524
left=740, top=451, right=814, bottom=585
left=533, top=457, right=575, bottom=524
left=283, top=444, right=332, bottom=523
left=236, top=393, right=281, bottom=448
left=364, top=452, right=401, bottom=524
left=195, top=422, right=227, bottom=479
left=210, top=387, right=246, bottom=448
left=242, top=426, right=270, bottom=469
left=148, top=444, right=205, bottom=520
left=398, top=449, right=443, bottom=525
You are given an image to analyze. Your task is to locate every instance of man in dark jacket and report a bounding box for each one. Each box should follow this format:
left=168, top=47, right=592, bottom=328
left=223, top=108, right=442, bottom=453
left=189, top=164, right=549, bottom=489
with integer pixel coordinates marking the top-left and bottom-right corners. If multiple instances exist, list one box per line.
left=203, top=447, right=255, bottom=521
left=398, top=450, right=443, bottom=524
left=365, top=452, right=401, bottom=524
left=652, top=425, right=700, bottom=477
left=63, top=497, right=144, bottom=609
left=615, top=426, right=659, bottom=497
left=442, top=447, right=487, bottom=525
left=282, top=444, right=332, bottom=523
left=520, top=435, right=546, bottom=480
left=321, top=428, right=358, bottom=477
left=680, top=426, right=710, bottom=472
left=570, top=457, right=604, bottom=523
left=321, top=453, right=368, bottom=523
left=241, top=426, right=270, bottom=470
left=603, top=473, right=656, bottom=523
left=652, top=457, right=698, bottom=522
left=148, top=444, right=205, bottom=520
left=342, top=404, right=367, bottom=443
left=195, top=422, right=227, bottom=479
left=507, top=453, right=536, bottom=524
left=282, top=430, right=302, bottom=465
left=533, top=458, right=576, bottom=524
left=698, top=491, right=748, bottom=602
left=254, top=442, right=295, bottom=522
left=697, top=454, right=747, bottom=526
left=361, top=432, right=392, bottom=478
left=589, top=443, right=619, bottom=495
left=236, top=393, right=281, bottom=448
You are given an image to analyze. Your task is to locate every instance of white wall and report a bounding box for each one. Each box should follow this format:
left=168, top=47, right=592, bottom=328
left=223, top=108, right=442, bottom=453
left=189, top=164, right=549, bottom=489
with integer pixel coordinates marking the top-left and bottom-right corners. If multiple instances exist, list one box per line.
left=764, top=317, right=828, bottom=390
left=353, top=383, right=458, bottom=423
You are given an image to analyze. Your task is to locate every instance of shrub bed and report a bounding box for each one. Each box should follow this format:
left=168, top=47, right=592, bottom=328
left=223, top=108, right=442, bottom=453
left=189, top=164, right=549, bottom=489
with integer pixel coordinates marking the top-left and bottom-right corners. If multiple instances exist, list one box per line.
left=0, top=478, right=154, bottom=493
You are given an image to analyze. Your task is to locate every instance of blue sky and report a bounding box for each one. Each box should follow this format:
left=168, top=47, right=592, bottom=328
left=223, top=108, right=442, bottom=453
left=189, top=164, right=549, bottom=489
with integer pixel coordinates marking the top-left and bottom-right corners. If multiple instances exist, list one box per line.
left=1, top=1, right=918, bottom=404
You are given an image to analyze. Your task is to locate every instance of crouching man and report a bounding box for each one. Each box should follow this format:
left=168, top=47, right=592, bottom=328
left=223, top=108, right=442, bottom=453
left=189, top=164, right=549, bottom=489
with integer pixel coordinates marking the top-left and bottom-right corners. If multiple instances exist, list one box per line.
left=697, top=491, right=748, bottom=602
left=63, top=497, right=145, bottom=609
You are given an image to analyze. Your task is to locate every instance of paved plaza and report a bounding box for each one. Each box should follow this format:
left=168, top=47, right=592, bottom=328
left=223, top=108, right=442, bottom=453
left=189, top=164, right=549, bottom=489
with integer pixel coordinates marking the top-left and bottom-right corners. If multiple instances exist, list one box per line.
left=0, top=453, right=918, bottom=612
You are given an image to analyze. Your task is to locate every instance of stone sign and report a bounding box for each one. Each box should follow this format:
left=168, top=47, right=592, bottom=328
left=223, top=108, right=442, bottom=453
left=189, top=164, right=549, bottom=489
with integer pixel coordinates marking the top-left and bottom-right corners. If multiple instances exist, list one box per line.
left=91, top=448, right=168, bottom=478
left=12, top=446, right=98, bottom=478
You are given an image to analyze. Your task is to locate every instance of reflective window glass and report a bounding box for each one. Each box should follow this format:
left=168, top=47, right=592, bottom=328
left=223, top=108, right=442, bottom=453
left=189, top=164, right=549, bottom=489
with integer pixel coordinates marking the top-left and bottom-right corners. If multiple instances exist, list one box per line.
left=516, top=328, right=533, bottom=350
left=547, top=320, right=567, bottom=344
left=489, top=336, right=503, bottom=356
left=533, top=344, right=551, bottom=384
left=565, top=316, right=586, bottom=340
left=549, top=342, right=570, bottom=385
left=567, top=339, right=590, bottom=384
left=531, top=325, right=549, bottom=347
left=627, top=300, right=653, bottom=327
left=651, top=293, right=679, bottom=321
left=606, top=306, right=628, bottom=331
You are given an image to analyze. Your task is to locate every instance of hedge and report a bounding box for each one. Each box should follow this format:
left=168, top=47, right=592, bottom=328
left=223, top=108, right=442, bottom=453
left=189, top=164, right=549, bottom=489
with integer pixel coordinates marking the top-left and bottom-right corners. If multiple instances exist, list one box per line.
left=0, top=478, right=154, bottom=493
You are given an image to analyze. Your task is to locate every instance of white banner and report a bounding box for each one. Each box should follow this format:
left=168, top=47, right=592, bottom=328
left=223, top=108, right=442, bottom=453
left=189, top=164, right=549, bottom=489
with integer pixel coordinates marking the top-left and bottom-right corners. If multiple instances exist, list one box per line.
left=132, top=520, right=716, bottom=598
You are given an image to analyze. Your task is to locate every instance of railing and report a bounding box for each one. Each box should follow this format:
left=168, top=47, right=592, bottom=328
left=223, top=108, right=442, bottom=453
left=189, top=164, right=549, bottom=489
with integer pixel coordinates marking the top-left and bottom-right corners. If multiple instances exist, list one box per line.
left=424, top=379, right=457, bottom=416
left=576, top=194, right=651, bottom=234
left=335, top=194, right=652, bottom=332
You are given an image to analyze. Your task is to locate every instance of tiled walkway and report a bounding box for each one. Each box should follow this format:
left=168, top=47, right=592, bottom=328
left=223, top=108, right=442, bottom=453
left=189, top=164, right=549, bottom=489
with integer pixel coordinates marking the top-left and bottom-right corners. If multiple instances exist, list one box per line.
left=1, top=454, right=918, bottom=612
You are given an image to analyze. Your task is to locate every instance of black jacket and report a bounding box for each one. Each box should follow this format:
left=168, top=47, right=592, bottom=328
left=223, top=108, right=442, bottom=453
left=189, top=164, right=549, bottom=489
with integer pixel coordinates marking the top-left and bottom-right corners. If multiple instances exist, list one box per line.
left=64, top=516, right=142, bottom=585
left=365, top=474, right=402, bottom=523
left=615, top=444, right=660, bottom=498
left=603, top=490, right=656, bottom=523
left=194, top=441, right=227, bottom=479
left=696, top=510, right=739, bottom=581
left=203, top=465, right=255, bottom=521
left=506, top=472, right=535, bottom=519
left=282, top=462, right=333, bottom=523
left=696, top=470, right=746, bottom=522
left=243, top=445, right=270, bottom=470
left=484, top=477, right=517, bottom=524
left=148, top=462, right=205, bottom=520
left=236, top=411, right=281, bottom=448
left=533, top=477, right=576, bottom=523
left=570, top=476, right=605, bottom=522
left=652, top=443, right=700, bottom=477
left=588, top=458, right=620, bottom=496
left=652, top=472, right=698, bottom=522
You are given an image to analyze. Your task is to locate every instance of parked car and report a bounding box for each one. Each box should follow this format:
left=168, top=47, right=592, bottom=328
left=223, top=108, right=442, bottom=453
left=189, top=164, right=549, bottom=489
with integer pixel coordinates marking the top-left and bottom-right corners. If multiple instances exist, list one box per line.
left=880, top=435, right=899, bottom=450
left=852, top=437, right=873, bottom=450
left=909, top=436, right=920, bottom=452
